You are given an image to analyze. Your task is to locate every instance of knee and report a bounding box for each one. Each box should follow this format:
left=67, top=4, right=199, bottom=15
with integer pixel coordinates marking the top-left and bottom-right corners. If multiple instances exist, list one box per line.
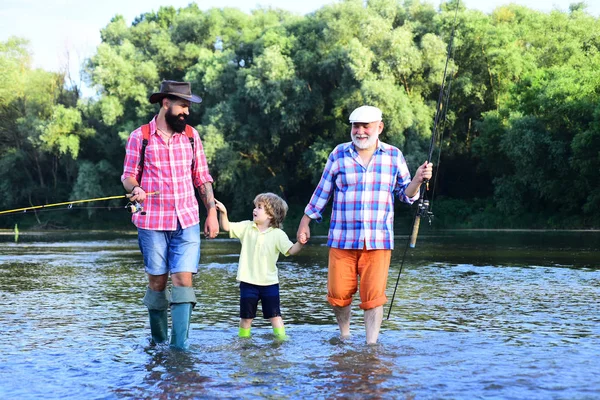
left=148, top=274, right=168, bottom=291
left=171, top=272, right=193, bottom=287
left=240, top=318, right=253, bottom=329
left=327, top=285, right=355, bottom=308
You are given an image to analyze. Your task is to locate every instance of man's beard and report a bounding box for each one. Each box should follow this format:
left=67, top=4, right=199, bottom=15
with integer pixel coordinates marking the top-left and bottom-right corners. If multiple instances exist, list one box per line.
left=351, top=132, right=378, bottom=150
left=165, top=108, right=187, bottom=133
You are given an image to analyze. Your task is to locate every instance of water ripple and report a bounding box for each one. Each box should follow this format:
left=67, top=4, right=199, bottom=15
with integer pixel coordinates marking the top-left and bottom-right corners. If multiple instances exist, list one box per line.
left=0, top=232, right=598, bottom=399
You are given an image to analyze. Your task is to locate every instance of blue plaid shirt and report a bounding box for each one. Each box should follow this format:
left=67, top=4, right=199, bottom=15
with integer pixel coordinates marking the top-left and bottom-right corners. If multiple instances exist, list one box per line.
left=304, top=141, right=417, bottom=250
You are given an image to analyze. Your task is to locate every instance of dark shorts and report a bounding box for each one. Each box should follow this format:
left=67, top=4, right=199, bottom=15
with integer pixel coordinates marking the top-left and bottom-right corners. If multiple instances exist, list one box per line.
left=239, top=282, right=281, bottom=319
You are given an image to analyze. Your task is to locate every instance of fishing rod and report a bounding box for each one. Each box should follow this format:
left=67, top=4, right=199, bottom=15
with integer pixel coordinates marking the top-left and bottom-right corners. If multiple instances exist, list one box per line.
left=3, top=206, right=138, bottom=214
left=387, top=0, right=460, bottom=320
left=0, top=192, right=160, bottom=216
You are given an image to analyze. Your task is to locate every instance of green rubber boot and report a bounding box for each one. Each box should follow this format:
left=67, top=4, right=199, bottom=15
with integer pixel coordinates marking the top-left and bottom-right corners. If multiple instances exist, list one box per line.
left=238, top=327, right=251, bottom=338
left=273, top=326, right=288, bottom=340
left=170, top=286, right=197, bottom=350
left=142, top=288, right=170, bottom=344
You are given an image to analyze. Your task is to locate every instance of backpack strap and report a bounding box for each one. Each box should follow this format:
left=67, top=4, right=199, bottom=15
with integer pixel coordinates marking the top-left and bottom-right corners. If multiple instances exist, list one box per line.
left=185, top=125, right=196, bottom=171
left=138, top=124, right=151, bottom=182
left=185, top=124, right=195, bottom=150
left=138, top=124, right=195, bottom=182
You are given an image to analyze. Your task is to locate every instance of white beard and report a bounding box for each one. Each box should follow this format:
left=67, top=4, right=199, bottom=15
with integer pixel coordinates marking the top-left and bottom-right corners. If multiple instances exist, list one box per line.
left=351, top=132, right=379, bottom=150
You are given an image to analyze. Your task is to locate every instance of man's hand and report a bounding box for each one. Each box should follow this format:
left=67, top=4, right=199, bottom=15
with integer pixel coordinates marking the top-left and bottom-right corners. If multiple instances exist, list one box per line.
left=199, top=182, right=218, bottom=238
left=204, top=209, right=219, bottom=239
left=129, top=186, right=146, bottom=203
left=415, top=161, right=434, bottom=183
left=296, top=214, right=312, bottom=243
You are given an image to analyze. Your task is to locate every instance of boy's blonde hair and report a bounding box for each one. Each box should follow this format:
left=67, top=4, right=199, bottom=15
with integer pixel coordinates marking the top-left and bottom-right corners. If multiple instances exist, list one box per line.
left=253, top=192, right=288, bottom=229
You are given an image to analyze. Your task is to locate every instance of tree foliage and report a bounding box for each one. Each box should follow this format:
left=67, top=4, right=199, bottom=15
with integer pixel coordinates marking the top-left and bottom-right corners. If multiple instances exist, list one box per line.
left=0, top=38, right=89, bottom=216
left=1, top=1, right=599, bottom=229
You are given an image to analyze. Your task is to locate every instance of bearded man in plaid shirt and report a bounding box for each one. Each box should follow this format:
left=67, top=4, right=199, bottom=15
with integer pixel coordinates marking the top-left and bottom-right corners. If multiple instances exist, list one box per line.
left=122, top=80, right=219, bottom=349
left=297, top=105, right=433, bottom=344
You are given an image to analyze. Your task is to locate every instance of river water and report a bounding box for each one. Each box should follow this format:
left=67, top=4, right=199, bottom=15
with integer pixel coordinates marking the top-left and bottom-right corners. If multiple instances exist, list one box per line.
left=0, top=230, right=598, bottom=399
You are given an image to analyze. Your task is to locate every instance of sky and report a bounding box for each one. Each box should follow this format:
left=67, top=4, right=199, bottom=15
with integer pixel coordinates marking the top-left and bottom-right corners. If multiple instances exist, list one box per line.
left=1, top=0, right=598, bottom=90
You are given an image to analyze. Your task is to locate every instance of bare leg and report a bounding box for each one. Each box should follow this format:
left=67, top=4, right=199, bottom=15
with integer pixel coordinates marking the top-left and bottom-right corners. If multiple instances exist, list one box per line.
left=171, top=272, right=193, bottom=288
left=148, top=273, right=168, bottom=291
left=364, top=305, right=383, bottom=344
left=333, top=305, right=351, bottom=338
left=240, top=318, right=253, bottom=329
left=269, top=316, right=284, bottom=329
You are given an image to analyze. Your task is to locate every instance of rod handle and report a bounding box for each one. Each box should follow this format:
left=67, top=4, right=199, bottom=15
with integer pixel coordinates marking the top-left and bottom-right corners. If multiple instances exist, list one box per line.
left=409, top=215, right=421, bottom=248
left=126, top=191, right=159, bottom=199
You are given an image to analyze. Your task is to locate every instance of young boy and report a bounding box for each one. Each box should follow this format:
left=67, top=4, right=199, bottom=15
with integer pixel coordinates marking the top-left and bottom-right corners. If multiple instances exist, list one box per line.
left=215, top=193, right=306, bottom=339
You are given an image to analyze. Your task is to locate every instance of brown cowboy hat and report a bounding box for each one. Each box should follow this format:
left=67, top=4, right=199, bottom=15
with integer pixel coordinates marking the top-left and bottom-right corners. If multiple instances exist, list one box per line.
left=149, top=80, right=202, bottom=104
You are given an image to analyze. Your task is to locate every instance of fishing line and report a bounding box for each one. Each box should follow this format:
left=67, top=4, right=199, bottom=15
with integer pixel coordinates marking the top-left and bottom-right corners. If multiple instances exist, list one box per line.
left=1, top=206, right=130, bottom=214
left=430, top=69, right=456, bottom=214
left=0, top=192, right=159, bottom=216
left=387, top=0, right=460, bottom=320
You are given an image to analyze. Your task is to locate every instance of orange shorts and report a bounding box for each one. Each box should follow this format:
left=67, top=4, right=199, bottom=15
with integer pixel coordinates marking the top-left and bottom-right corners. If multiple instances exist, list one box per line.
left=327, top=247, right=392, bottom=310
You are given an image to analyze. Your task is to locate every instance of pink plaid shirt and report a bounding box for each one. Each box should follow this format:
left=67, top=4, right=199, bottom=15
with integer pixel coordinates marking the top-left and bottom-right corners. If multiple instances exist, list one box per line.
left=121, top=117, right=213, bottom=230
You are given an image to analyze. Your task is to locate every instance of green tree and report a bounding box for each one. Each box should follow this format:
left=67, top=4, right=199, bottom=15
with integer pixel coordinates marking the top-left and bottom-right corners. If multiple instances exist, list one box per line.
left=0, top=38, right=90, bottom=220
left=4, top=1, right=599, bottom=229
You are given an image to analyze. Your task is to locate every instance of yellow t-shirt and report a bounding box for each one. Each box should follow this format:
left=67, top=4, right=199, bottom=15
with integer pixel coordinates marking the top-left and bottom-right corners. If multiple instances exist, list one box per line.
left=229, top=220, right=294, bottom=285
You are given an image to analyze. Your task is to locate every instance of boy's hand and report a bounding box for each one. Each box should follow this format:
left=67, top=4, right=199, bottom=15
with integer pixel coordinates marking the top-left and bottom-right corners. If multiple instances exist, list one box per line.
left=298, top=233, right=307, bottom=245
left=214, top=199, right=227, bottom=214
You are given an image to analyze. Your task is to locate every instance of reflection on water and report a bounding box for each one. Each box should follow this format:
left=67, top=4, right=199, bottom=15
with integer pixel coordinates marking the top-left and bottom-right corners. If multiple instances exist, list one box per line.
left=314, top=346, right=397, bottom=398
left=0, top=230, right=598, bottom=398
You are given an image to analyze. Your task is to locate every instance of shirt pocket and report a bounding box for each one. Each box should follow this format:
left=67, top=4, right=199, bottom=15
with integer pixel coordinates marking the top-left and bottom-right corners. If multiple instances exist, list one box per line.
left=371, top=163, right=396, bottom=194
left=174, top=138, right=194, bottom=176
left=141, top=142, right=163, bottom=184
left=336, top=165, right=363, bottom=192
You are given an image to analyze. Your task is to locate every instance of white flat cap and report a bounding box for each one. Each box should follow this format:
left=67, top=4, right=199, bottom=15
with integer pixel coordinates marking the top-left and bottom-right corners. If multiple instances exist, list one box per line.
left=349, top=105, right=382, bottom=123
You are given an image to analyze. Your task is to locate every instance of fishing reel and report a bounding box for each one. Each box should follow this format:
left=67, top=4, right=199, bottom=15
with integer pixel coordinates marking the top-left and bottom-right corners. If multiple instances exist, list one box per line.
left=417, top=199, right=434, bottom=225
left=125, top=201, right=145, bottom=215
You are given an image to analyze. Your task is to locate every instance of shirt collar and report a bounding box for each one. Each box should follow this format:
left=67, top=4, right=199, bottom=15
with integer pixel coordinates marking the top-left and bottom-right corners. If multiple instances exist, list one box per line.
left=252, top=221, right=274, bottom=233
left=148, top=116, right=159, bottom=135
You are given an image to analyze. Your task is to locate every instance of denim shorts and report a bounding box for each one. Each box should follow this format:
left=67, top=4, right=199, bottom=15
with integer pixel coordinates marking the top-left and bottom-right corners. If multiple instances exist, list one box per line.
left=137, top=222, right=200, bottom=275
left=239, top=282, right=281, bottom=319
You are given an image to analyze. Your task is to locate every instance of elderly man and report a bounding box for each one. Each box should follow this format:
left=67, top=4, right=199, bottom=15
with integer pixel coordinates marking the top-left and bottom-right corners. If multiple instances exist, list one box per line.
left=121, top=80, right=219, bottom=349
left=297, top=105, right=433, bottom=344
